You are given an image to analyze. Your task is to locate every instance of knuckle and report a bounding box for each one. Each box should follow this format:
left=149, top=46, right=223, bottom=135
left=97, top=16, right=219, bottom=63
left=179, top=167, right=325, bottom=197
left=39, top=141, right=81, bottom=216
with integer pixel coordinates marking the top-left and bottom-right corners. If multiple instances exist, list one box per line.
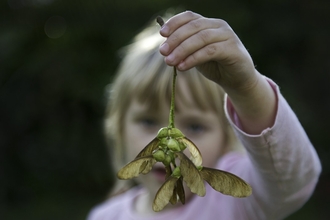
left=215, top=19, right=233, bottom=32
left=190, top=51, right=198, bottom=62
left=198, top=30, right=211, bottom=44
left=177, top=44, right=187, bottom=56
left=185, top=10, right=198, bottom=18
left=169, top=33, right=179, bottom=45
left=187, top=53, right=198, bottom=68
left=189, top=19, right=202, bottom=30
left=216, top=18, right=229, bottom=27
left=205, top=44, right=217, bottom=56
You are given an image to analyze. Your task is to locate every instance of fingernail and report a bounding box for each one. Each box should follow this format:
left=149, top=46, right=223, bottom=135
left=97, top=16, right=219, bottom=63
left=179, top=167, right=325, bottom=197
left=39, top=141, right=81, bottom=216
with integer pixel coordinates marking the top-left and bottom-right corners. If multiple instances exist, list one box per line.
left=178, top=61, right=185, bottom=70
left=160, top=25, right=169, bottom=35
left=160, top=43, right=169, bottom=54
left=166, top=54, right=175, bottom=64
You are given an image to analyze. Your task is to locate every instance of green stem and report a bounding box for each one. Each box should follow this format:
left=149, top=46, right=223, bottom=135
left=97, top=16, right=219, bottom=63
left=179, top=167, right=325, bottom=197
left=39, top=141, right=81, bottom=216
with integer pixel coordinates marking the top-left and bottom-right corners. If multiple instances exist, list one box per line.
left=156, top=16, right=177, bottom=129
left=169, top=67, right=177, bottom=128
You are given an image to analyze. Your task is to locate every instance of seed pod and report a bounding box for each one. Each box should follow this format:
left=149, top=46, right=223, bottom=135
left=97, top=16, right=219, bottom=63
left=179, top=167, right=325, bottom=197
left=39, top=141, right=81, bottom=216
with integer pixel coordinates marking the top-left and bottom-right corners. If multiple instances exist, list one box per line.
left=169, top=128, right=184, bottom=138
left=172, top=166, right=181, bottom=178
left=153, top=149, right=165, bottom=162
left=163, top=155, right=172, bottom=166
left=167, top=138, right=180, bottom=152
left=166, top=150, right=175, bottom=161
left=157, top=127, right=168, bottom=139
left=156, top=16, right=164, bottom=27
left=177, top=138, right=187, bottom=151
left=159, top=137, right=168, bottom=148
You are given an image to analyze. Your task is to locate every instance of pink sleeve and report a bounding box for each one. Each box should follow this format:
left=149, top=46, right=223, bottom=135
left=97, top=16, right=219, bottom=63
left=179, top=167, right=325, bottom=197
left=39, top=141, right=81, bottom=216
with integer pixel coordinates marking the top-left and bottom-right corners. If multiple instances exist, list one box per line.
left=223, top=77, right=322, bottom=219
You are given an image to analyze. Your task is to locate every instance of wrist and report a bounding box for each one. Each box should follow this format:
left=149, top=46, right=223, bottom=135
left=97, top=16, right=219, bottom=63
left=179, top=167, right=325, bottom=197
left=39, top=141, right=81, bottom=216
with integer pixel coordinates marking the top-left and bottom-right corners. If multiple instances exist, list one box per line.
left=225, top=73, right=277, bottom=134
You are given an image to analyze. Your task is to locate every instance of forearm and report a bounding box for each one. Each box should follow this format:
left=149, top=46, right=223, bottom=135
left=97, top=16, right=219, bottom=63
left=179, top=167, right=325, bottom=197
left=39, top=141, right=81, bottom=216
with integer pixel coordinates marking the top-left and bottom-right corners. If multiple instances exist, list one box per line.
left=224, top=79, right=322, bottom=218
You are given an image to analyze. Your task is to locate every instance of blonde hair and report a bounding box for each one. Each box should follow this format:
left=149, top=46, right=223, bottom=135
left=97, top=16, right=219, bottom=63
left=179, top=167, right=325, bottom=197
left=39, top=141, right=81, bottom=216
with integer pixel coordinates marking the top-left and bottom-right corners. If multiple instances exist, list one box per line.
left=104, top=14, right=242, bottom=195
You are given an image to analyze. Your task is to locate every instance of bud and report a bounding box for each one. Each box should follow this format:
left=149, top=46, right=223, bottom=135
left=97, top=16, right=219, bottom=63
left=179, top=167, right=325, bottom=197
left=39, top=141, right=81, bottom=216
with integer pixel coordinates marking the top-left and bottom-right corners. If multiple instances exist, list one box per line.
left=152, top=149, right=165, bottom=162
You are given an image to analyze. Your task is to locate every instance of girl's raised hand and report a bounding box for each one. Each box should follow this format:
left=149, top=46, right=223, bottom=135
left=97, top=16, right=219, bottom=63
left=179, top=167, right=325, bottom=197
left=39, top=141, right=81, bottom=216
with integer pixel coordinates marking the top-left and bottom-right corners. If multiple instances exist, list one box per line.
left=159, top=11, right=257, bottom=93
left=159, top=11, right=276, bottom=135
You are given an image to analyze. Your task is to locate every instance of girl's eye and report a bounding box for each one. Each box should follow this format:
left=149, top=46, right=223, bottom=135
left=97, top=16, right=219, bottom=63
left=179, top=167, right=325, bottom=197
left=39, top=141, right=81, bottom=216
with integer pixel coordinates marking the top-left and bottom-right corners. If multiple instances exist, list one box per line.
left=184, top=123, right=207, bottom=136
left=138, top=118, right=158, bottom=130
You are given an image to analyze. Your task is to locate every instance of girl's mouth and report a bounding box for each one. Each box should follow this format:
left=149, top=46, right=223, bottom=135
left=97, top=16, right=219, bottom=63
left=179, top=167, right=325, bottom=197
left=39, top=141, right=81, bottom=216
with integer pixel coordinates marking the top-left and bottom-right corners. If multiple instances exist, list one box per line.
left=151, top=166, right=167, bottom=182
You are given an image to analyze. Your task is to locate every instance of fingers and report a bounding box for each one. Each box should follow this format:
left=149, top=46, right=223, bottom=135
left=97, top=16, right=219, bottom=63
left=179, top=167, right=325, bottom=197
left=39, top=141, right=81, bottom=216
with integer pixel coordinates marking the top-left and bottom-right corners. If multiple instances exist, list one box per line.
left=177, top=43, right=222, bottom=71
left=159, top=11, right=203, bottom=37
left=166, top=28, right=234, bottom=71
left=160, top=18, right=224, bottom=55
left=159, top=12, right=236, bottom=71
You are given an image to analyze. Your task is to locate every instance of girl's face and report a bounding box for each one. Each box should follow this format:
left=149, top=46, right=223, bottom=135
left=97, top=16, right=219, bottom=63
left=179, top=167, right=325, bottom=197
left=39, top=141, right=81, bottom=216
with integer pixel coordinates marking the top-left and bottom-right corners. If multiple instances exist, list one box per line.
left=122, top=80, right=228, bottom=200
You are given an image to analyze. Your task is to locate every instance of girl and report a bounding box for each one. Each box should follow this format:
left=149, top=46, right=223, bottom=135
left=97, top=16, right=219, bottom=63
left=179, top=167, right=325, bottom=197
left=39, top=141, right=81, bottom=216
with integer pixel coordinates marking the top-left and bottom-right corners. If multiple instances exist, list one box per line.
left=88, top=11, right=321, bottom=220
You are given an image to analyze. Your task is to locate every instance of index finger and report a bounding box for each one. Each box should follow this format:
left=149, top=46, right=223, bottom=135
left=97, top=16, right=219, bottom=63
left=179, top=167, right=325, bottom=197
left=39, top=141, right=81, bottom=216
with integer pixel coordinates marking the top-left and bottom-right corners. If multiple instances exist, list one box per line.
left=160, top=11, right=203, bottom=37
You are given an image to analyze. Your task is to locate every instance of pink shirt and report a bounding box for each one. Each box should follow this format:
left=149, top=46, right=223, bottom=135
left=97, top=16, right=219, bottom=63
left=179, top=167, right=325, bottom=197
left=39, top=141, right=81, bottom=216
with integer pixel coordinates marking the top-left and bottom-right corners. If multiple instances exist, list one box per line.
left=87, top=79, right=321, bottom=220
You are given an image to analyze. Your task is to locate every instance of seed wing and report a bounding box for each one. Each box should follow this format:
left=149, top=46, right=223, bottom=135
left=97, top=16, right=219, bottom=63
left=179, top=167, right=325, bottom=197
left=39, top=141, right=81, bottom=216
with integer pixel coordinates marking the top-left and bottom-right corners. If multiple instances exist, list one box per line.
left=139, top=158, right=157, bottom=174
left=200, top=167, right=252, bottom=197
left=176, top=152, right=205, bottom=197
left=153, top=176, right=178, bottom=212
left=179, top=138, right=203, bottom=167
left=117, top=155, right=156, bottom=179
left=169, top=186, right=178, bottom=205
left=176, top=177, right=185, bottom=204
left=169, top=176, right=185, bottom=205
left=135, top=138, right=160, bottom=158
left=165, top=165, right=172, bottom=180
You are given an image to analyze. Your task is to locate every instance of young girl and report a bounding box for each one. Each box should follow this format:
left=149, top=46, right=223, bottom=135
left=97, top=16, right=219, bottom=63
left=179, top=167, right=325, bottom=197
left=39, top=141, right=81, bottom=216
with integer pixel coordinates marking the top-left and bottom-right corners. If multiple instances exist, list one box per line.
left=88, top=11, right=321, bottom=219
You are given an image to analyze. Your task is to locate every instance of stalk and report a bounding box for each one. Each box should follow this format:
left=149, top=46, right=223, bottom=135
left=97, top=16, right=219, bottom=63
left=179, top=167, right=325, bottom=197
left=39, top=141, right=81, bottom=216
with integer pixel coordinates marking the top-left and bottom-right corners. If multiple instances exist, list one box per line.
left=169, top=67, right=177, bottom=128
left=156, top=16, right=177, bottom=129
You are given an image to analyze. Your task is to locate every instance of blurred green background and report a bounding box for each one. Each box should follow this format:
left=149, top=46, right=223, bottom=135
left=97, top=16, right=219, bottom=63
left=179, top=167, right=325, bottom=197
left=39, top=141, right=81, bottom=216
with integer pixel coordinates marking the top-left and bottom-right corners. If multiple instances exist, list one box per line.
left=1, top=0, right=329, bottom=219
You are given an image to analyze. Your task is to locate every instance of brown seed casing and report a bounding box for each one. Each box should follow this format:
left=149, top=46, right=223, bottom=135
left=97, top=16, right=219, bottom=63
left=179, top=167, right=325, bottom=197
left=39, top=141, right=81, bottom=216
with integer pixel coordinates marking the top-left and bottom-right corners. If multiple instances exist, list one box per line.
left=156, top=16, right=164, bottom=27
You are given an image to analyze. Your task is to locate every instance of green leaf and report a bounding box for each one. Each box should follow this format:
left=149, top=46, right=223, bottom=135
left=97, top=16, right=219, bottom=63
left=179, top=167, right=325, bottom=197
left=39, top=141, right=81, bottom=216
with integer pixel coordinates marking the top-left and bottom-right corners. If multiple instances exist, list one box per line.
left=117, top=155, right=156, bottom=179
left=200, top=167, right=252, bottom=197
